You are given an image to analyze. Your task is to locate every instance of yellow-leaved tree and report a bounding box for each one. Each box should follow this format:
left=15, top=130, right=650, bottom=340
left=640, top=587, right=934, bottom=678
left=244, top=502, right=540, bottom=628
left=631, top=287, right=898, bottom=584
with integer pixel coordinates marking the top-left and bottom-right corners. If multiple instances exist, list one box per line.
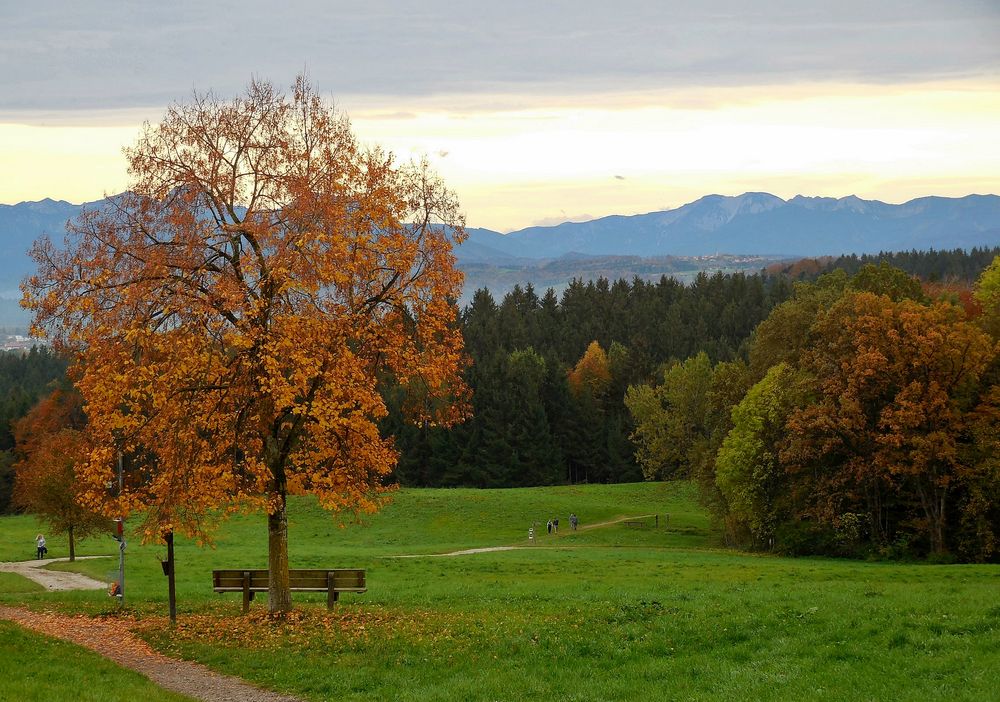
left=22, top=76, right=468, bottom=614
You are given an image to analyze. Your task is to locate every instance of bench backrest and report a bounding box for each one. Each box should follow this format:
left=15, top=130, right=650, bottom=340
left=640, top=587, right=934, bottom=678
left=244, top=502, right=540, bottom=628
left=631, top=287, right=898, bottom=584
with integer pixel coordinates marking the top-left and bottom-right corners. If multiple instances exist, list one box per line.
left=289, top=568, right=366, bottom=591
left=212, top=568, right=365, bottom=592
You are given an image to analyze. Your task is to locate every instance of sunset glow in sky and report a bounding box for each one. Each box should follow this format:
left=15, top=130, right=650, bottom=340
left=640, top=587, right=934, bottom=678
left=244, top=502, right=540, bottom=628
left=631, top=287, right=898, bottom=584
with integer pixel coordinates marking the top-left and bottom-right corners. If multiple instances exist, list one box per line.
left=2, top=1, right=998, bottom=231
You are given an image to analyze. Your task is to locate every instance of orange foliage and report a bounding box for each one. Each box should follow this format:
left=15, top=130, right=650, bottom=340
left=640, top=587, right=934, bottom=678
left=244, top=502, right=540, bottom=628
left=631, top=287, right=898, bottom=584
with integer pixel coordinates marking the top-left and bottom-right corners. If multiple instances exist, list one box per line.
left=567, top=341, right=611, bottom=399
left=13, top=388, right=108, bottom=555
left=763, top=257, right=834, bottom=278
left=784, top=291, right=996, bottom=553
left=22, top=77, right=468, bottom=610
left=922, top=280, right=982, bottom=320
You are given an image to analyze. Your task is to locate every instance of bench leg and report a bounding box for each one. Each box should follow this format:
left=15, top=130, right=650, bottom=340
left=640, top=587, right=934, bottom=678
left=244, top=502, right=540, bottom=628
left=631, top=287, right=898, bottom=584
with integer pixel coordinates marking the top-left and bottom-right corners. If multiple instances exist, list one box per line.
left=327, top=574, right=339, bottom=609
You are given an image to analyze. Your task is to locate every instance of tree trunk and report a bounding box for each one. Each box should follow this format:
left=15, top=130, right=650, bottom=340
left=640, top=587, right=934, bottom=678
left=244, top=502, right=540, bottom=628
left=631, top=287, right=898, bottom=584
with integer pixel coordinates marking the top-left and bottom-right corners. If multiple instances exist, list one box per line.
left=930, top=490, right=947, bottom=556
left=68, top=524, right=75, bottom=562
left=915, top=481, right=948, bottom=555
left=267, top=491, right=292, bottom=615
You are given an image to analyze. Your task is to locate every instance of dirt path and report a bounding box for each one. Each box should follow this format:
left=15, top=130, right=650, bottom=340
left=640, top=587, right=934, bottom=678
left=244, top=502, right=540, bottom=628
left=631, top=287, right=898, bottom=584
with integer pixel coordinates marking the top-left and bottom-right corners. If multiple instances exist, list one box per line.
left=0, top=606, right=305, bottom=702
left=389, top=513, right=658, bottom=558
left=0, top=555, right=110, bottom=591
left=575, top=513, right=656, bottom=532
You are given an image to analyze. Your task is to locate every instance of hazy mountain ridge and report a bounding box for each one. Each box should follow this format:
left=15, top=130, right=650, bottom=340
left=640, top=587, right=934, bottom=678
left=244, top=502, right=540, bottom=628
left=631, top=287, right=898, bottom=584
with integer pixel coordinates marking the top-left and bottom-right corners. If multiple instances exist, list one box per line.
left=0, top=198, right=82, bottom=272
left=3, top=191, right=999, bottom=322
left=464, top=192, right=1000, bottom=259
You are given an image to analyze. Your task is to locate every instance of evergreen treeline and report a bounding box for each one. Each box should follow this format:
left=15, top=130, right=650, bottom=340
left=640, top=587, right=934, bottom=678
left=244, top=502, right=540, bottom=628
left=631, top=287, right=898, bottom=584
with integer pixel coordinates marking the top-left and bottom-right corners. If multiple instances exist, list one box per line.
left=821, top=247, right=1000, bottom=282
left=385, top=272, right=792, bottom=487
left=0, top=347, right=69, bottom=512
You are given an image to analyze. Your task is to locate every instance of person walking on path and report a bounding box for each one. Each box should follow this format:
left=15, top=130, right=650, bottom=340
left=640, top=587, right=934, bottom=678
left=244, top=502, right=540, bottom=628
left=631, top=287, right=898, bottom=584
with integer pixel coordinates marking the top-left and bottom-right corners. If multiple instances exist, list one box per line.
left=570, top=513, right=578, bottom=530
left=546, top=519, right=552, bottom=534
left=35, top=534, right=46, bottom=559
left=554, top=518, right=559, bottom=533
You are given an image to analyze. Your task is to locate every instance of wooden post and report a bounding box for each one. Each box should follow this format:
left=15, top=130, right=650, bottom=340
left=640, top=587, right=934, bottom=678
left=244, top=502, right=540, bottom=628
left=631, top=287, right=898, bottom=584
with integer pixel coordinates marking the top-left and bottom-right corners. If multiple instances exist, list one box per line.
left=166, top=531, right=177, bottom=623
left=242, top=571, right=251, bottom=614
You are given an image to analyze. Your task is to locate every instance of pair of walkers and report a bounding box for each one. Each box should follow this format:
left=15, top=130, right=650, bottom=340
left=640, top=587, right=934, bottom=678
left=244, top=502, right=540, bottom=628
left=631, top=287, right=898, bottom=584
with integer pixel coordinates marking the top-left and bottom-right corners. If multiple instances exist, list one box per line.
left=540, top=514, right=580, bottom=537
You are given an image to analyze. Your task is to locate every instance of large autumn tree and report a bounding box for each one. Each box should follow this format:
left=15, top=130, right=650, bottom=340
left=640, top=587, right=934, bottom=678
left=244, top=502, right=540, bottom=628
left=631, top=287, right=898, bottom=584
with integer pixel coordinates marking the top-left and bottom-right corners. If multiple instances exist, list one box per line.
left=23, top=77, right=468, bottom=613
left=783, top=292, right=994, bottom=554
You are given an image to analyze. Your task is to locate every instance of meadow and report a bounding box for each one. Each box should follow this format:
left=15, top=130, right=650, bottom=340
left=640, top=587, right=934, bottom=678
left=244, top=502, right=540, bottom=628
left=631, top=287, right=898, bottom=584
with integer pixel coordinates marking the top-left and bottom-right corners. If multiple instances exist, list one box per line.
left=1, top=482, right=998, bottom=701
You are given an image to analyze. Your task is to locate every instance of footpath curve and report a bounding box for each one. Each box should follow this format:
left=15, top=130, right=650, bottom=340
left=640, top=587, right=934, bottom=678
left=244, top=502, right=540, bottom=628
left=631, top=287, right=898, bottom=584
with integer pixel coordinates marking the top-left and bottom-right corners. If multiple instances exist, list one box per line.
left=0, top=555, right=110, bottom=591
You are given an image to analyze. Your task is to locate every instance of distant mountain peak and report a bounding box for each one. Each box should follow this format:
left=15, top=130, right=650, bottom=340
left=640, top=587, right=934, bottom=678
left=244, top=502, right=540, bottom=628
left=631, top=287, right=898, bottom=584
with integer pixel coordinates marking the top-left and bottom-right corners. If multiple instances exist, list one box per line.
left=735, top=191, right=786, bottom=213
left=671, top=191, right=786, bottom=231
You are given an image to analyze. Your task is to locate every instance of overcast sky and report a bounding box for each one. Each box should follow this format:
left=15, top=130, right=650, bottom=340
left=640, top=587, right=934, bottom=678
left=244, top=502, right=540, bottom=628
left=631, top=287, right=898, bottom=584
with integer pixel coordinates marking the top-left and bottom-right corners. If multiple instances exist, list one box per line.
left=2, top=0, right=998, bottom=230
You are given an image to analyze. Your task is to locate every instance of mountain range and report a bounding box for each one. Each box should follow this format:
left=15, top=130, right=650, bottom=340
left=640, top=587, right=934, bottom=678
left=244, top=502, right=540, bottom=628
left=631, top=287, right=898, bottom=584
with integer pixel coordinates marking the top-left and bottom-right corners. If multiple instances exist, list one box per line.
left=2, top=191, right=1000, bottom=325
left=457, top=192, right=1000, bottom=262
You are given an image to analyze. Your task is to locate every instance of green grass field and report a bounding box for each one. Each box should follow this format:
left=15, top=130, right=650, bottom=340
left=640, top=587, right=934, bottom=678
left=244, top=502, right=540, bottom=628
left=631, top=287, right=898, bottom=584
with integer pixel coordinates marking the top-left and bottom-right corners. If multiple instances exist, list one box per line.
left=0, top=620, right=193, bottom=702
left=2, top=482, right=998, bottom=701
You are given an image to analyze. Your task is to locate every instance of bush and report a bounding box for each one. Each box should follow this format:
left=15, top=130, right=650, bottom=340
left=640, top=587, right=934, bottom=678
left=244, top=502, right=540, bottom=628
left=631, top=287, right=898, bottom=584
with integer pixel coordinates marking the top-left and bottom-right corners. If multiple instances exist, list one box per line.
left=773, top=520, right=836, bottom=556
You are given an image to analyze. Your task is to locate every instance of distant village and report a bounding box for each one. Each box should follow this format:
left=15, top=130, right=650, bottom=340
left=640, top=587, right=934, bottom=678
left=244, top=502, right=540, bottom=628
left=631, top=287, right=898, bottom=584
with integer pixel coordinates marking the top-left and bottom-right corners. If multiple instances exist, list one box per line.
left=0, top=331, right=47, bottom=352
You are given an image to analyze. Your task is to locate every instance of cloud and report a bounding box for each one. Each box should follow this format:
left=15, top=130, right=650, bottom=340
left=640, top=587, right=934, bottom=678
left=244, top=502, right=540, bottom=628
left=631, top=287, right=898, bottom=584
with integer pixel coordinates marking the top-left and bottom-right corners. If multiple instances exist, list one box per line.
left=1, top=1, right=997, bottom=113
left=614, top=175, right=626, bottom=180
left=354, top=110, right=418, bottom=121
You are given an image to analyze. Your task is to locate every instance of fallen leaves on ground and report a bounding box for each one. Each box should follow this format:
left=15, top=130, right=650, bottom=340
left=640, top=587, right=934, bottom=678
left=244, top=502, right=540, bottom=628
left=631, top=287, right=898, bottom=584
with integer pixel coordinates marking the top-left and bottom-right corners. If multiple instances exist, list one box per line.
left=135, top=606, right=459, bottom=654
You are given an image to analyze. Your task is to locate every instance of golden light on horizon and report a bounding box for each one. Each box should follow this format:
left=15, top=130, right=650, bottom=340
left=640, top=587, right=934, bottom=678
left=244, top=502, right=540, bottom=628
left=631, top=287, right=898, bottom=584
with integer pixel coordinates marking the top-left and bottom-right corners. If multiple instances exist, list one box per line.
left=354, top=83, right=1000, bottom=230
left=2, top=82, right=998, bottom=232
left=0, top=123, right=133, bottom=205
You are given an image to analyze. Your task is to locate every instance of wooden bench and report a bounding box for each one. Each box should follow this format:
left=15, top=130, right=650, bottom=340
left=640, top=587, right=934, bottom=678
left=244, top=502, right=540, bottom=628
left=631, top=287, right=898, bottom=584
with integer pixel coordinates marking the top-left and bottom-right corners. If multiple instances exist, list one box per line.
left=212, top=568, right=366, bottom=613
left=623, top=520, right=647, bottom=528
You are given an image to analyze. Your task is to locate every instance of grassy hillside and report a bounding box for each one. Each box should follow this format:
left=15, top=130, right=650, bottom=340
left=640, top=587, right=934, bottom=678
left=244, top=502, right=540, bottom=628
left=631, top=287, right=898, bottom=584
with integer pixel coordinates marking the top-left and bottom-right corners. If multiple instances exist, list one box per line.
left=2, top=482, right=998, bottom=701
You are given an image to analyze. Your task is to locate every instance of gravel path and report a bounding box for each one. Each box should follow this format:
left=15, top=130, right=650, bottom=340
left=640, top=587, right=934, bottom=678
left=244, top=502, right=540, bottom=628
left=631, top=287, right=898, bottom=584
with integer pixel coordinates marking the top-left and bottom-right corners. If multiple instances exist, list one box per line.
left=388, top=513, right=657, bottom=558
left=574, top=513, right=657, bottom=531
left=0, top=605, right=305, bottom=702
left=0, top=555, right=111, bottom=591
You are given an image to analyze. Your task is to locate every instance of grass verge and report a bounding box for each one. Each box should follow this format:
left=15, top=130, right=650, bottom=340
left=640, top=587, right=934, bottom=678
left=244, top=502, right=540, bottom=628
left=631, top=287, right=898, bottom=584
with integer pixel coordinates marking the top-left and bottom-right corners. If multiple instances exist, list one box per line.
left=0, top=620, right=193, bottom=702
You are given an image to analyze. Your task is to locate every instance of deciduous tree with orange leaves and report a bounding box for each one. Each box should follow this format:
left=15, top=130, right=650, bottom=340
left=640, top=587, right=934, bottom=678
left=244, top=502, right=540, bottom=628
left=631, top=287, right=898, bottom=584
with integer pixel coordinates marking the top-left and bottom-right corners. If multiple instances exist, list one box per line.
left=13, top=385, right=107, bottom=561
left=784, top=292, right=995, bottom=555
left=23, top=77, right=468, bottom=614
left=567, top=341, right=611, bottom=399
